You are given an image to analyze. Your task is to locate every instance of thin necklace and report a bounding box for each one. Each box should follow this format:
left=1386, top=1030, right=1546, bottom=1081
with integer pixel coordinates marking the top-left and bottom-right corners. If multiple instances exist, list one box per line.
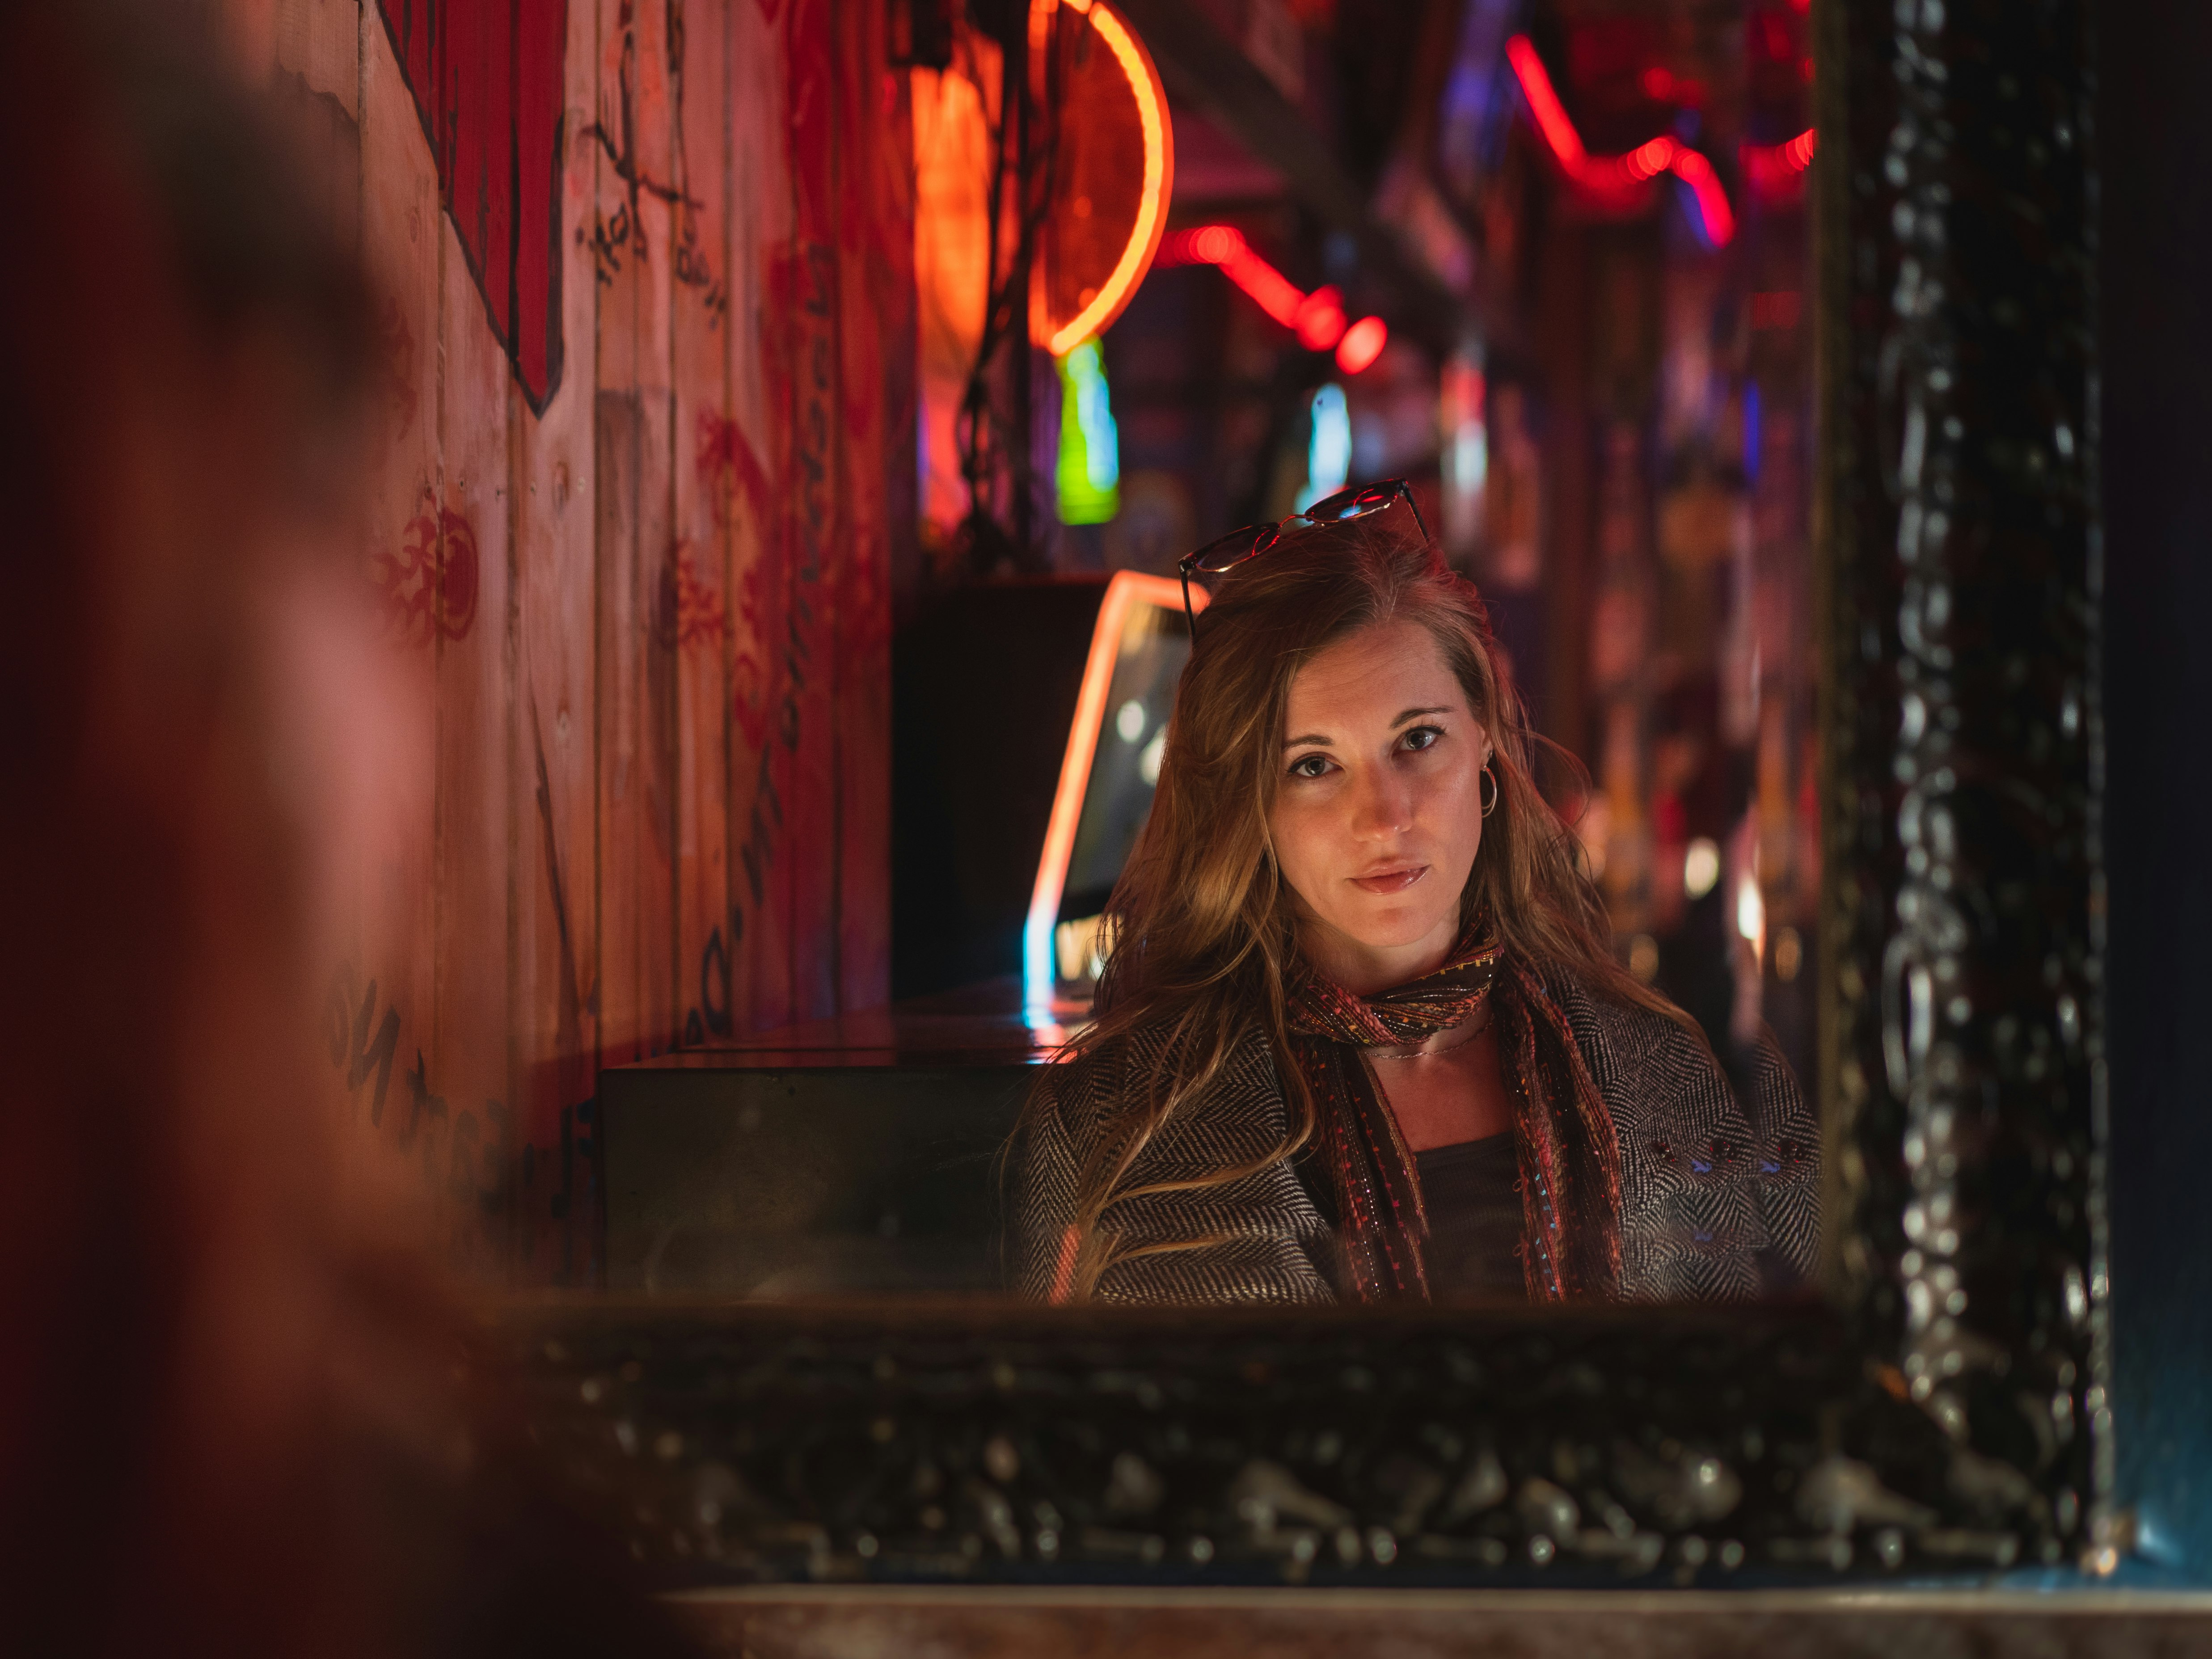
left=1368, top=1000, right=1493, bottom=1062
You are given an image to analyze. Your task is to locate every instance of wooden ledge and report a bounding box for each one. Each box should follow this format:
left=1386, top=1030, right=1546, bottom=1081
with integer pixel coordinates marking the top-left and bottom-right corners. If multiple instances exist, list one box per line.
left=668, top=1584, right=2212, bottom=1659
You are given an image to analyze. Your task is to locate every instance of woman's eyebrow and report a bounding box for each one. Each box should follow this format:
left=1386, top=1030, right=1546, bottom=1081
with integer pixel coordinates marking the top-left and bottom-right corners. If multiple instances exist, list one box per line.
left=1283, top=706, right=1452, bottom=748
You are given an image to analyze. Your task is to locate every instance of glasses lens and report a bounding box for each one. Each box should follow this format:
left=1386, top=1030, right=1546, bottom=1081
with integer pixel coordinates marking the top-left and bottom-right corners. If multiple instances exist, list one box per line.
left=1301, top=485, right=1363, bottom=523
left=1306, top=480, right=1406, bottom=524
left=1341, top=482, right=1405, bottom=519
left=1189, top=523, right=1274, bottom=573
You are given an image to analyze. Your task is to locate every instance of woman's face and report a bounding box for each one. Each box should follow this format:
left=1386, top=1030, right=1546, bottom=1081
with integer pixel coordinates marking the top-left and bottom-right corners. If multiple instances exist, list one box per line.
left=1267, top=617, right=1490, bottom=994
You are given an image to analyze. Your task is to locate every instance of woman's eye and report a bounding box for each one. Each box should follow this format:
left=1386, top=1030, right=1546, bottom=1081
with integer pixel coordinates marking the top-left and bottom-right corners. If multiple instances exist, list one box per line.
left=1289, top=754, right=1330, bottom=779
left=1402, top=725, right=1444, bottom=752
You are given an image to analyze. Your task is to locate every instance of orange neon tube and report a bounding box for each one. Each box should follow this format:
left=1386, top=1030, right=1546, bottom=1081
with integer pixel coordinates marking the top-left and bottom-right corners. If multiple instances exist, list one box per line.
left=1022, top=570, right=1203, bottom=1011
left=1044, top=3, right=1173, bottom=356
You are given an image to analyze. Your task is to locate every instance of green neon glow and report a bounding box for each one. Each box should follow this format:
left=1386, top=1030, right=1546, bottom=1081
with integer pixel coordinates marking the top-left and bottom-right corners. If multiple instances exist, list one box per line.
left=1055, top=338, right=1121, bottom=525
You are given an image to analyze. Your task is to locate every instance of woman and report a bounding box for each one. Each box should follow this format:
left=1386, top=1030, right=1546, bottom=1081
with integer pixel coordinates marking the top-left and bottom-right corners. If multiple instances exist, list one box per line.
left=1012, top=494, right=1818, bottom=1305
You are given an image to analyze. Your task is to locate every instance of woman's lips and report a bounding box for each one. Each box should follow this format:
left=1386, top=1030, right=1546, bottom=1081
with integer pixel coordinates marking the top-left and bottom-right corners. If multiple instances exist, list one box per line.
left=1350, top=864, right=1428, bottom=894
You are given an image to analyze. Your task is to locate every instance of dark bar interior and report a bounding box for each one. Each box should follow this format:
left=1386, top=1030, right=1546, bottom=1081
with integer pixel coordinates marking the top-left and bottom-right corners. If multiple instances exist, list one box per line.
left=2, top=0, right=2205, bottom=1651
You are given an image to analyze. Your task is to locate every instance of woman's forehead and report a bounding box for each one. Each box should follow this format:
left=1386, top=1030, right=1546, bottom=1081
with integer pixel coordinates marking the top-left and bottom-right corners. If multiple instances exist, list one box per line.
left=1283, top=619, right=1467, bottom=728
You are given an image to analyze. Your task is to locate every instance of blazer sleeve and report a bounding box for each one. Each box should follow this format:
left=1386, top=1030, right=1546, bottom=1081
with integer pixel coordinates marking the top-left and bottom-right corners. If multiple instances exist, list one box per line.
left=1746, top=1026, right=1821, bottom=1288
left=1006, top=1063, right=1083, bottom=1300
left=1006, top=1030, right=1336, bottom=1306
left=1569, top=986, right=1768, bottom=1301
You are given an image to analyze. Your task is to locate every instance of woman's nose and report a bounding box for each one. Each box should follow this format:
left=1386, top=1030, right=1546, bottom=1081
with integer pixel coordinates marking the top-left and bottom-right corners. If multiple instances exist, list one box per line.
left=1347, top=763, right=1413, bottom=840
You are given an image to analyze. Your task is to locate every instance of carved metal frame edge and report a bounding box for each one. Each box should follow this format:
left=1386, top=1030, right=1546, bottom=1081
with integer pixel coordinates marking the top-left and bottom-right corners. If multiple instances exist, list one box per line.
left=503, top=0, right=2109, bottom=1589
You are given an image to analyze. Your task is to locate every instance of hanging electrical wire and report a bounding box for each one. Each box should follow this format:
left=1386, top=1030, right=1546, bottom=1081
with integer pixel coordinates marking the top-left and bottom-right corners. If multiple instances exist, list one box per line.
left=952, top=3, right=1070, bottom=575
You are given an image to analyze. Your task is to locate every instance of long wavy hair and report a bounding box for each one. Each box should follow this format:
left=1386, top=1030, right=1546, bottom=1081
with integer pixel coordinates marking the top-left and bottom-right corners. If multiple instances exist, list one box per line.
left=1037, top=514, right=1697, bottom=1298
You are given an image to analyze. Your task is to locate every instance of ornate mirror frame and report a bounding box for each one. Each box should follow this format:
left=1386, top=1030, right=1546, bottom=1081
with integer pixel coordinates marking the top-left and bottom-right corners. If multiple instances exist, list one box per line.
left=507, top=0, right=2111, bottom=1587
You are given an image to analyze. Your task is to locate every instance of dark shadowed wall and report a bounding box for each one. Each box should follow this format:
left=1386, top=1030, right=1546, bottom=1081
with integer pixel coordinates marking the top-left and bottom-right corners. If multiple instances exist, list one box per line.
left=2101, top=0, right=2212, bottom=1579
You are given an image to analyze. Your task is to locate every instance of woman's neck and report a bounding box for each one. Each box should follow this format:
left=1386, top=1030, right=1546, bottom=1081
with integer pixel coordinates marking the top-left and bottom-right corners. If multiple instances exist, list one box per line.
left=1296, top=912, right=1461, bottom=997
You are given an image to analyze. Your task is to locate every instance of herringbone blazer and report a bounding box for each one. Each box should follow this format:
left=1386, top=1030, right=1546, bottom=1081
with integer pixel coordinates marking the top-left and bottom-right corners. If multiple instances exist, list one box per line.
left=1009, top=966, right=1820, bottom=1304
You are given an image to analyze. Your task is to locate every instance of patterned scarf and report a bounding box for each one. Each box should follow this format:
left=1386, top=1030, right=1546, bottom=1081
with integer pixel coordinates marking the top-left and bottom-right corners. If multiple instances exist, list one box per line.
left=1283, top=915, right=1625, bottom=1302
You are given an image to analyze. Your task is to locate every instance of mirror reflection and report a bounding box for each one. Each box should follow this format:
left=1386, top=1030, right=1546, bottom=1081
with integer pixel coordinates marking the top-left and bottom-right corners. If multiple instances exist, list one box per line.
left=611, top=0, right=1823, bottom=1308
left=1013, top=502, right=1816, bottom=1306
left=21, top=0, right=2138, bottom=1635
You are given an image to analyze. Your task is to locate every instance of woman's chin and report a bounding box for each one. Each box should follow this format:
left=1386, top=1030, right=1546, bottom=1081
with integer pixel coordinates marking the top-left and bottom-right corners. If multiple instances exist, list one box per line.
left=1326, top=903, right=1458, bottom=957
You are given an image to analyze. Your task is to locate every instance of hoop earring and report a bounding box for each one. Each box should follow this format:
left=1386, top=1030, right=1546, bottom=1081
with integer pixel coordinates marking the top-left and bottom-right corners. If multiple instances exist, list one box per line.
left=1479, top=762, right=1499, bottom=818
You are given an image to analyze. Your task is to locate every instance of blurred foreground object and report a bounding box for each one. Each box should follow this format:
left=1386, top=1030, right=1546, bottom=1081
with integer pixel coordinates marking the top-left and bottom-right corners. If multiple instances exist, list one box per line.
left=0, top=8, right=688, bottom=1655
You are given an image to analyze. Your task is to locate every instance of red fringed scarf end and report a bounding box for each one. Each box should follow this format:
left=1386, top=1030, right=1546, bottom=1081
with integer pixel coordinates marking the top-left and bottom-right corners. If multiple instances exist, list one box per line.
left=1283, top=917, right=1623, bottom=1303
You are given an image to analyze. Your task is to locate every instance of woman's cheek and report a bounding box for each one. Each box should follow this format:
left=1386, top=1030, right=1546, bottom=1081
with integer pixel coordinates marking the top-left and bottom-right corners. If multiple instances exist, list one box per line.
left=1423, top=769, right=1482, bottom=869
left=1274, top=797, right=1330, bottom=894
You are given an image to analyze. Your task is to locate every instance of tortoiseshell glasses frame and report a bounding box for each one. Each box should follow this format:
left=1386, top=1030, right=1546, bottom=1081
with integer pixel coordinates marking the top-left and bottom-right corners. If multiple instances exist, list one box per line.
left=1174, top=477, right=1431, bottom=637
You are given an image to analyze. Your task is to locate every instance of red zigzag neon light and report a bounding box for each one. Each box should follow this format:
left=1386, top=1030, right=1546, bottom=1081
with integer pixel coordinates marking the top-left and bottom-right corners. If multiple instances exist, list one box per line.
left=1506, top=34, right=1816, bottom=249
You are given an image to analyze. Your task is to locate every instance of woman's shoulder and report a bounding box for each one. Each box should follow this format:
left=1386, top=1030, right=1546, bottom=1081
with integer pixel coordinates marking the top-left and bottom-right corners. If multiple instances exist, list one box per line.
left=1527, top=959, right=1763, bottom=1151
left=1039, top=1017, right=1283, bottom=1130
left=1534, top=957, right=1815, bottom=1174
left=1051, top=1014, right=1276, bottom=1081
left=1533, top=962, right=1707, bottom=1079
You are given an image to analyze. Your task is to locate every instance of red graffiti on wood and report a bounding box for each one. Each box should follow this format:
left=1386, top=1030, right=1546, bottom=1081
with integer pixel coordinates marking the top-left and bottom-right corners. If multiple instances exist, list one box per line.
left=735, top=561, right=763, bottom=636
left=373, top=489, right=480, bottom=643
left=671, top=546, right=726, bottom=651
left=839, top=530, right=891, bottom=666
left=730, top=562, right=768, bottom=747
left=700, top=408, right=773, bottom=744
left=732, top=650, right=769, bottom=750
left=374, top=0, right=568, bottom=411
left=760, top=242, right=835, bottom=595
left=697, top=407, right=771, bottom=528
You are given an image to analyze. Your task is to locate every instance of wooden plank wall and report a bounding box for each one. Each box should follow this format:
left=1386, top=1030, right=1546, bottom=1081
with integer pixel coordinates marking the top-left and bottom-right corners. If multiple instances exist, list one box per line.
left=240, top=0, right=910, bottom=1280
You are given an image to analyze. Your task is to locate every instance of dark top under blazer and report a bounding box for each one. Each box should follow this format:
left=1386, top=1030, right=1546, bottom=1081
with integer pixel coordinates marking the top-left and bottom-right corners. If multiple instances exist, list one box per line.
left=1412, top=1134, right=1526, bottom=1300
left=1010, top=965, right=1821, bottom=1304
